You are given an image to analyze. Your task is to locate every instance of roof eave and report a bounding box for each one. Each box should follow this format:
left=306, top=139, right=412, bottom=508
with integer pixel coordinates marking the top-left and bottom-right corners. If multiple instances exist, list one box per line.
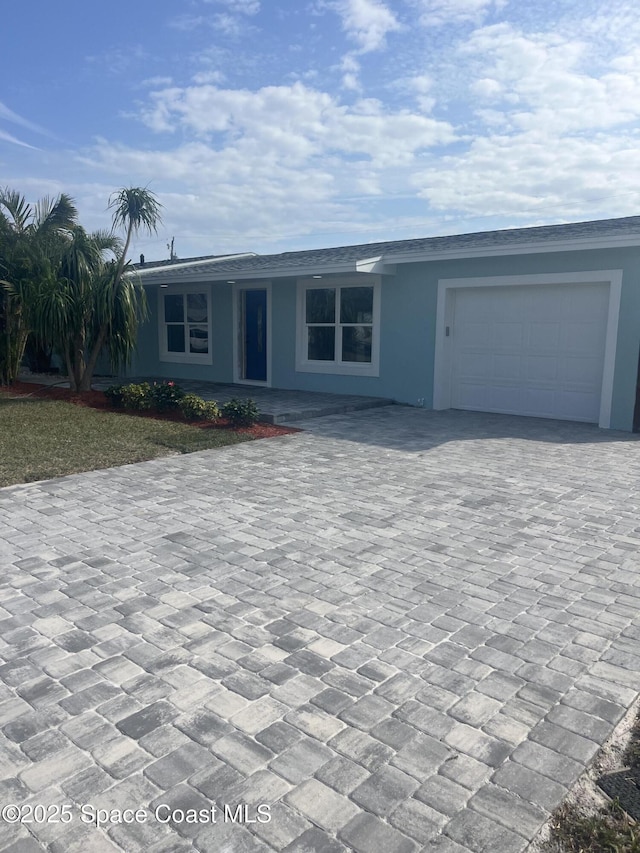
left=132, top=252, right=258, bottom=276
left=132, top=231, right=640, bottom=286
left=382, top=233, right=640, bottom=265
left=137, top=260, right=374, bottom=285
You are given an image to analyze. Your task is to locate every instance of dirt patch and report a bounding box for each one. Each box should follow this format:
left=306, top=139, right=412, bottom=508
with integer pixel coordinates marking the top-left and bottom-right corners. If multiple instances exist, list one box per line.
left=529, top=695, right=640, bottom=852
left=1, top=381, right=301, bottom=439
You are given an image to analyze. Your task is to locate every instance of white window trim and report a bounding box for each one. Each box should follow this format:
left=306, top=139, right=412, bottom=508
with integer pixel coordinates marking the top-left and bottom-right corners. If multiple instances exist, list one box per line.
left=158, top=284, right=213, bottom=365
left=296, top=277, right=381, bottom=376
left=432, top=270, right=623, bottom=429
left=231, top=282, right=272, bottom=386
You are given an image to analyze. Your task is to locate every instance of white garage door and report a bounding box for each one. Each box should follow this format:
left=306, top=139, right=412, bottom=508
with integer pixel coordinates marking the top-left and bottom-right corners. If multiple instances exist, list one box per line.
left=451, top=283, right=609, bottom=422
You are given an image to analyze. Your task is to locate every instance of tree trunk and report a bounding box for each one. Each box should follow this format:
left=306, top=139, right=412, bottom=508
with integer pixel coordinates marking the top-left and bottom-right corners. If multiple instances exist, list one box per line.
left=64, top=347, right=74, bottom=390
left=78, top=323, right=108, bottom=391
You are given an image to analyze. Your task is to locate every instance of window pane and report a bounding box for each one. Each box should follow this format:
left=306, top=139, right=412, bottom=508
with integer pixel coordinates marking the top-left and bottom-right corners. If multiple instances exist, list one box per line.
left=187, top=293, right=207, bottom=323
left=340, top=287, right=373, bottom=324
left=308, top=327, right=335, bottom=361
left=189, top=325, right=208, bottom=354
left=164, top=294, right=184, bottom=323
left=342, top=326, right=372, bottom=362
left=306, top=289, right=335, bottom=324
left=167, top=325, right=185, bottom=353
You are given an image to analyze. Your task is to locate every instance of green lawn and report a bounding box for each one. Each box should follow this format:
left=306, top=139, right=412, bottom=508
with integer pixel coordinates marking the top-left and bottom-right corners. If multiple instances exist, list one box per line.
left=0, top=394, right=255, bottom=488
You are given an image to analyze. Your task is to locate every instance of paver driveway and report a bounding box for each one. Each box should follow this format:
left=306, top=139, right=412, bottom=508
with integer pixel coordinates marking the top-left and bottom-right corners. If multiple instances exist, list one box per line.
left=1, top=407, right=640, bottom=853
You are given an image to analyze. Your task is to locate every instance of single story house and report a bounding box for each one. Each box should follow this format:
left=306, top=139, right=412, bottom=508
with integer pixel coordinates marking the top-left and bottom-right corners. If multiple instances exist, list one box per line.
left=127, top=216, right=640, bottom=431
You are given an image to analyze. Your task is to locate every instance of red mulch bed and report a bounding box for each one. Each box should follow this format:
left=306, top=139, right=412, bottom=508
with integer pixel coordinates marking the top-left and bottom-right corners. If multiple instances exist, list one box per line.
left=1, top=381, right=301, bottom=439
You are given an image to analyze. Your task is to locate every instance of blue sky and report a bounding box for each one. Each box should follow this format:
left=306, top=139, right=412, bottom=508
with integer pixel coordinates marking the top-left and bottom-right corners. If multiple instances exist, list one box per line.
left=2, top=0, right=640, bottom=261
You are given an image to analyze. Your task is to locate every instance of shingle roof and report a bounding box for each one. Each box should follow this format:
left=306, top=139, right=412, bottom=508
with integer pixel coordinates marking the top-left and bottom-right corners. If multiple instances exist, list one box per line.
left=134, top=215, right=640, bottom=283
left=133, top=254, right=224, bottom=270
left=132, top=252, right=257, bottom=271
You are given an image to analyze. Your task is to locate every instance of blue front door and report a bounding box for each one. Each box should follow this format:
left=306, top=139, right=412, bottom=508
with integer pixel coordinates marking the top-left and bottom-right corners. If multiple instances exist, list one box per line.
left=244, top=289, right=267, bottom=381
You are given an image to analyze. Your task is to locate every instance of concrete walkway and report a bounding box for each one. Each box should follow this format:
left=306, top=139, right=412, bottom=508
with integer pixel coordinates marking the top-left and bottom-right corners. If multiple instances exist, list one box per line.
left=1, top=407, right=640, bottom=853
left=18, top=374, right=393, bottom=424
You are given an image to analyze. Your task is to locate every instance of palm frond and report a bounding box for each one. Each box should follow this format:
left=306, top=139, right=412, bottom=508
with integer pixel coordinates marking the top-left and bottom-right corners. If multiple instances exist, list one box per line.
left=90, top=229, right=122, bottom=258
left=33, top=193, right=78, bottom=236
left=108, top=186, right=162, bottom=236
left=0, top=188, right=33, bottom=233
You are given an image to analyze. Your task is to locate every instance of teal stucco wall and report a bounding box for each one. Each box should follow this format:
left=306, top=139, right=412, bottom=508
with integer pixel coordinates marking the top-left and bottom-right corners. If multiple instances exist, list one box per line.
left=127, top=283, right=235, bottom=383
left=125, top=245, right=640, bottom=430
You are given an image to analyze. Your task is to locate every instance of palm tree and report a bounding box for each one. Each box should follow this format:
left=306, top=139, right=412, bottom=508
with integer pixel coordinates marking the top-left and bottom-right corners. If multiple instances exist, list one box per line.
left=0, top=189, right=78, bottom=384
left=1, top=185, right=162, bottom=391
left=32, top=227, right=123, bottom=390
left=74, top=186, right=162, bottom=391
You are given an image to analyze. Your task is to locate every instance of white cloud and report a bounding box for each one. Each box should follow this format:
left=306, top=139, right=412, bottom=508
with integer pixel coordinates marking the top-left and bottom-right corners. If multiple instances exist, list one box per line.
left=202, top=0, right=260, bottom=14
left=138, top=81, right=455, bottom=167
left=0, top=102, right=53, bottom=139
left=168, top=14, right=206, bottom=31
left=412, top=130, right=640, bottom=221
left=340, top=55, right=361, bottom=90
left=77, top=138, right=342, bottom=249
left=140, top=76, right=174, bottom=89
left=85, top=44, right=148, bottom=76
left=397, top=15, right=640, bottom=223
left=333, top=0, right=401, bottom=53
left=415, top=0, right=506, bottom=27
left=461, top=24, right=640, bottom=134
left=74, top=79, right=456, bottom=251
left=405, top=74, right=436, bottom=112
left=21, top=0, right=640, bottom=257
left=0, top=128, right=38, bottom=149
left=191, top=70, right=226, bottom=85
left=169, top=0, right=259, bottom=35
left=470, top=77, right=502, bottom=99
left=212, top=13, right=243, bottom=35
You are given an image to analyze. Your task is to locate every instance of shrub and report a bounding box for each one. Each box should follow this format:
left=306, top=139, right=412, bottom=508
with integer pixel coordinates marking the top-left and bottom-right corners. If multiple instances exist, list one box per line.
left=120, top=382, right=153, bottom=410
left=150, top=380, right=185, bottom=411
left=179, top=393, right=220, bottom=422
left=222, top=398, right=260, bottom=427
left=104, top=384, right=125, bottom=408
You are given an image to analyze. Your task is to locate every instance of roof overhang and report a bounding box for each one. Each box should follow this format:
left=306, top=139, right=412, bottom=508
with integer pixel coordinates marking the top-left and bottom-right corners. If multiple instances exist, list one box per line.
left=130, top=231, right=640, bottom=286
left=382, top=233, right=640, bottom=265
left=134, top=260, right=391, bottom=286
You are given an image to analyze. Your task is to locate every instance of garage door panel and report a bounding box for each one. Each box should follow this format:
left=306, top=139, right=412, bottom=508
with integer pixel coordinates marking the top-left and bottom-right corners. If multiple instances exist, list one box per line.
left=522, top=388, right=558, bottom=417
left=564, top=356, right=603, bottom=384
left=494, top=323, right=523, bottom=348
left=491, top=386, right=525, bottom=413
left=451, top=283, right=608, bottom=423
left=458, top=322, right=492, bottom=347
left=493, top=354, right=521, bottom=380
left=455, top=383, right=494, bottom=409
left=564, top=322, right=605, bottom=354
left=555, top=391, right=599, bottom=421
left=527, top=322, right=560, bottom=351
left=458, top=352, right=491, bottom=378
left=525, top=355, right=559, bottom=382
left=525, top=294, right=560, bottom=320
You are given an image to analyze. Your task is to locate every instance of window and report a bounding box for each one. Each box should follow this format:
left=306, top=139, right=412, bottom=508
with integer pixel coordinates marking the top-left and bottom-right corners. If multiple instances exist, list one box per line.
left=159, top=287, right=212, bottom=364
left=297, top=278, right=380, bottom=376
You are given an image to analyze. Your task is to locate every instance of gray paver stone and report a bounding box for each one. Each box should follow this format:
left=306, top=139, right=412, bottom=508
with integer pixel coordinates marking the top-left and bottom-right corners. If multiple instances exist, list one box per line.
left=283, top=828, right=347, bottom=853
left=285, top=778, right=360, bottom=832
left=351, top=765, right=420, bottom=817
left=339, top=812, right=417, bottom=853
left=511, top=739, right=584, bottom=787
left=491, top=760, right=568, bottom=811
left=445, top=807, right=529, bottom=853
left=469, top=782, right=548, bottom=838
left=144, top=742, right=213, bottom=787
left=269, top=736, right=333, bottom=783
left=388, top=797, right=447, bottom=843
left=415, top=775, right=471, bottom=816
left=116, top=701, right=178, bottom=739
